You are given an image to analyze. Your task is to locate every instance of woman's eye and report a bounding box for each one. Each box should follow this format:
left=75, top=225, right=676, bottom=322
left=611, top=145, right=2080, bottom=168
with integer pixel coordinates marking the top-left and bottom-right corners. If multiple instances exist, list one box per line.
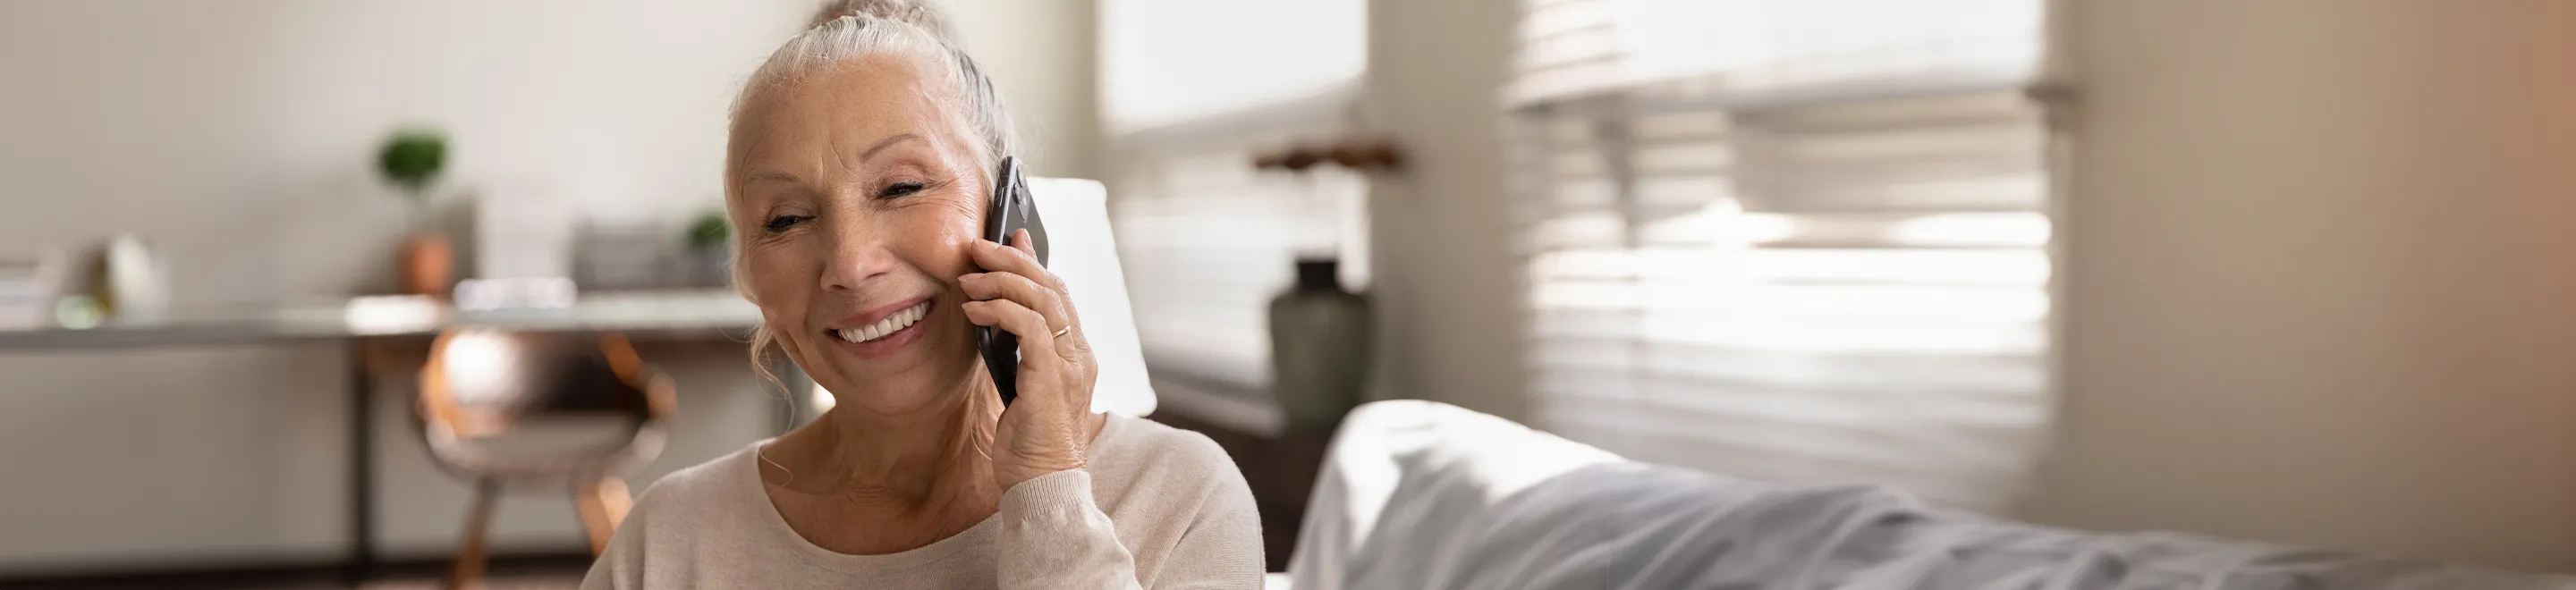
left=878, top=181, right=926, bottom=199
left=763, top=215, right=811, bottom=232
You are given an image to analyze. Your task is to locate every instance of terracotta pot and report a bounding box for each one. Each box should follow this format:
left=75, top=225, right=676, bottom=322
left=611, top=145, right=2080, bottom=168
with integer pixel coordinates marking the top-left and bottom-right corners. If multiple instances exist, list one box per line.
left=400, top=232, right=453, bottom=297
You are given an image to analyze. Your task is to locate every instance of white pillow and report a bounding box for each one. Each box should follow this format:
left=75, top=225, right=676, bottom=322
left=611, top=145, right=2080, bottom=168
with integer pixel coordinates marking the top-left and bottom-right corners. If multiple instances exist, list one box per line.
left=1288, top=400, right=1623, bottom=590
left=1028, top=178, right=1156, bottom=417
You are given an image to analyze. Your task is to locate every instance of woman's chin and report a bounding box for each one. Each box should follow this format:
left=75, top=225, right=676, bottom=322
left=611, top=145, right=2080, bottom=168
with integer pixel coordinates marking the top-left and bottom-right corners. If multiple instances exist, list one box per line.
left=797, top=331, right=983, bottom=416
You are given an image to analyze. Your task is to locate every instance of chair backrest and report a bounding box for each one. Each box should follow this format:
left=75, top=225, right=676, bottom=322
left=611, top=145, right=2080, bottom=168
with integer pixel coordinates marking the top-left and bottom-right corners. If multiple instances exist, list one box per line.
left=419, top=330, right=674, bottom=442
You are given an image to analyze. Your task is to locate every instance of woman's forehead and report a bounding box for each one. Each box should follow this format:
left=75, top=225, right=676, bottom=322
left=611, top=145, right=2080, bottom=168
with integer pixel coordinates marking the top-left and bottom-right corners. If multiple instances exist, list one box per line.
left=732, top=54, right=973, bottom=166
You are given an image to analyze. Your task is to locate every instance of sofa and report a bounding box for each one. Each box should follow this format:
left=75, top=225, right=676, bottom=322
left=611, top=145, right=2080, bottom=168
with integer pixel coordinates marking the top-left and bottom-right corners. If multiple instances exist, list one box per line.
left=1278, top=400, right=2575, bottom=590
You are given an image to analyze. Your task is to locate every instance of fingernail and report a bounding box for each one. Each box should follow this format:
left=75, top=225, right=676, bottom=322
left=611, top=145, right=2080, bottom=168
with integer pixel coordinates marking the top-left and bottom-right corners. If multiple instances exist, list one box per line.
left=961, top=273, right=983, bottom=282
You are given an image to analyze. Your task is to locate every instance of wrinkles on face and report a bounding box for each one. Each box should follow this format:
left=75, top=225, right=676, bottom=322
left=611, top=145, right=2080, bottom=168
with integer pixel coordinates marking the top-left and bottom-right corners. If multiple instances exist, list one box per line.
left=722, top=53, right=997, bottom=417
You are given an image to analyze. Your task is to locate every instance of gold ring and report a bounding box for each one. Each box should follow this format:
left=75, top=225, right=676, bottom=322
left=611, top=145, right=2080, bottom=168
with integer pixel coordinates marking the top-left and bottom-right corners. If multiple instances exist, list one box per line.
left=1052, top=325, right=1072, bottom=338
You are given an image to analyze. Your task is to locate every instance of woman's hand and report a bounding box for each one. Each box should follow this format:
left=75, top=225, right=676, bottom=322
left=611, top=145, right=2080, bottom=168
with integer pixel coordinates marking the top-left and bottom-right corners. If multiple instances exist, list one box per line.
left=960, top=229, right=1100, bottom=492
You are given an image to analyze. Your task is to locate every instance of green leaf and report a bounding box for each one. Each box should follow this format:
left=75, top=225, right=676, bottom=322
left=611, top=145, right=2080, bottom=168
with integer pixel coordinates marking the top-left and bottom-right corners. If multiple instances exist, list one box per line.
left=377, top=129, right=447, bottom=199
left=688, top=211, right=732, bottom=249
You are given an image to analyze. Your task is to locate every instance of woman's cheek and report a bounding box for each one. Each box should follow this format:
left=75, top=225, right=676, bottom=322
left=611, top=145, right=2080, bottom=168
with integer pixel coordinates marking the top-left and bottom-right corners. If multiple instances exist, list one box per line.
left=744, top=243, right=810, bottom=316
left=911, top=204, right=985, bottom=274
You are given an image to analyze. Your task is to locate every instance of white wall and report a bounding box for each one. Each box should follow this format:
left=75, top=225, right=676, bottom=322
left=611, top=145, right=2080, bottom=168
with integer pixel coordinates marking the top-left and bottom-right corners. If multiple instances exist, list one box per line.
left=0, top=0, right=1099, bottom=572
left=0, top=0, right=812, bottom=571
left=2025, top=0, right=2576, bottom=572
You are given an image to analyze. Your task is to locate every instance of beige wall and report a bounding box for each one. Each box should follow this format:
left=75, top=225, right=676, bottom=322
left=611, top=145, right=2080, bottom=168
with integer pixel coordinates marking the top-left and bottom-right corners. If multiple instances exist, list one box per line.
left=939, top=0, right=1101, bottom=180
left=0, top=0, right=1097, bottom=572
left=1360, top=0, right=1532, bottom=425
left=2025, top=0, right=2576, bottom=572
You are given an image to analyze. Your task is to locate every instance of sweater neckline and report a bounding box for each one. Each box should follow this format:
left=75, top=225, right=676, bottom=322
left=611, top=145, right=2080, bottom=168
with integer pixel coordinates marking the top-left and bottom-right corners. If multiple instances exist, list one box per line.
left=727, top=412, right=1131, bottom=574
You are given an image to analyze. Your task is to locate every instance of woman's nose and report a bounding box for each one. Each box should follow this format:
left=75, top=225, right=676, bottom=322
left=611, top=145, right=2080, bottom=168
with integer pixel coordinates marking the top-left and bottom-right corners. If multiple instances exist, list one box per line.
left=817, top=223, right=899, bottom=292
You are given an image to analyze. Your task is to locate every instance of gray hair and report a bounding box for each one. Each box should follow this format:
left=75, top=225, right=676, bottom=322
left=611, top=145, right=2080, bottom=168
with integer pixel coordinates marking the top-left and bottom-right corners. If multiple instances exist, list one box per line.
left=737, top=10, right=1018, bottom=174
left=728, top=5, right=1020, bottom=394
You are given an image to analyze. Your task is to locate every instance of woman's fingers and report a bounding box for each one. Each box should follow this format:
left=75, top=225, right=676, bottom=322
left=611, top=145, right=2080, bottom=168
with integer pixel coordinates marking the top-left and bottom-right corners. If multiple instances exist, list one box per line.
left=1012, top=228, right=1038, bottom=258
left=965, top=229, right=1084, bottom=351
left=970, top=231, right=1102, bottom=492
left=961, top=298, right=1060, bottom=367
left=969, top=230, right=1064, bottom=293
left=960, top=271, right=1066, bottom=332
left=1021, top=229, right=1081, bottom=326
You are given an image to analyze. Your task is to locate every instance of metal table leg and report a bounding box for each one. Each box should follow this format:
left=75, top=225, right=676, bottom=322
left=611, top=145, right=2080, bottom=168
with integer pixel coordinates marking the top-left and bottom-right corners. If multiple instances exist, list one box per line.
left=346, top=340, right=377, bottom=586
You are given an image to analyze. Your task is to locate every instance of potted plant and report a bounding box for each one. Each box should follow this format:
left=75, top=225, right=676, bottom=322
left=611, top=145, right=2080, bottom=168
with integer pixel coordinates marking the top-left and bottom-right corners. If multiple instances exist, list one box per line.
left=377, top=129, right=451, bottom=296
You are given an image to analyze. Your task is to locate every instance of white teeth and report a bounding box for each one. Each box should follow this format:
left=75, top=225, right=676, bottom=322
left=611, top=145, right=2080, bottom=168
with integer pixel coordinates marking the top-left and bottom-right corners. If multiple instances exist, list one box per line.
left=838, top=302, right=930, bottom=343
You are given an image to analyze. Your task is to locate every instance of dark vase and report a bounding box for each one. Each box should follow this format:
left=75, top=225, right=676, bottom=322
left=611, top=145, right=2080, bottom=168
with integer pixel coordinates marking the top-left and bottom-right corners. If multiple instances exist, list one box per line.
left=1269, top=257, right=1370, bottom=434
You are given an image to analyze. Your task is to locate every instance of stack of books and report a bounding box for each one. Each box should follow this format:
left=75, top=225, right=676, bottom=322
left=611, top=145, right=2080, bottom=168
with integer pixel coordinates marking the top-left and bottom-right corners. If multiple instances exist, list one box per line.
left=0, top=249, right=64, bottom=330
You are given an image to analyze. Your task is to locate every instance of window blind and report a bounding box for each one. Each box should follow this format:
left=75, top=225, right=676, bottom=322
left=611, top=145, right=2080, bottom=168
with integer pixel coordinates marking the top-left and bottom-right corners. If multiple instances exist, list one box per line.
left=1100, top=0, right=1370, bottom=398
left=1112, top=143, right=1368, bottom=392
left=1513, top=0, right=2055, bottom=512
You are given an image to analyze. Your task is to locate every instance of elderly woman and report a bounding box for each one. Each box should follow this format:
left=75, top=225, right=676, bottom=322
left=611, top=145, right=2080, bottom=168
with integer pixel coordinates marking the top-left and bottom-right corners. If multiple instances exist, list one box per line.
left=580, top=2, right=1262, bottom=587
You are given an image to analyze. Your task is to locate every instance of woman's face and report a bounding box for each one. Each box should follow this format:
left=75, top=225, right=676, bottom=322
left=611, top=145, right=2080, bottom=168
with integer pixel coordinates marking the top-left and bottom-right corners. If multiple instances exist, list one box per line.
left=728, top=55, right=992, bottom=416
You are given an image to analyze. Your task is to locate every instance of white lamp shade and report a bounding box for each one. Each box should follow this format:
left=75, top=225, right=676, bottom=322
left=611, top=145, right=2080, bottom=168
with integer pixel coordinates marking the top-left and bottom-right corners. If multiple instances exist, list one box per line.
left=1029, top=178, right=1157, bottom=417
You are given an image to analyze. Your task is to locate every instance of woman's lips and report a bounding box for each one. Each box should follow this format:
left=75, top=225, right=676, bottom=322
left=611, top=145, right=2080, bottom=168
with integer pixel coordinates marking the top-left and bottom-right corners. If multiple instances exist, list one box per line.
left=826, top=300, right=935, bottom=358
left=834, top=296, right=933, bottom=330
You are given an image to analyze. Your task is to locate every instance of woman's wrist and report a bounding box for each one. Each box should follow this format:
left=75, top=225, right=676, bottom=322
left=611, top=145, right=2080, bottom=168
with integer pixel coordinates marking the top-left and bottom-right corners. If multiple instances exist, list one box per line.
left=995, top=455, right=1085, bottom=492
left=997, top=468, right=1093, bottom=520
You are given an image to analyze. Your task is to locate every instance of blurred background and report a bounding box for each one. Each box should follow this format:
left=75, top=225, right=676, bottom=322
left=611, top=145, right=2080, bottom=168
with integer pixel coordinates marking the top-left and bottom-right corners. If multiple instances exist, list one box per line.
left=4, top=0, right=2576, bottom=587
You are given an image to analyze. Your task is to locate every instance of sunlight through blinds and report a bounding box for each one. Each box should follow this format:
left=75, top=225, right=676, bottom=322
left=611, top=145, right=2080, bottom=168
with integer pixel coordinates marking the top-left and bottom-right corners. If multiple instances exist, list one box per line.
left=1513, top=0, right=2054, bottom=512
left=1103, top=0, right=1370, bottom=395
left=1113, top=150, right=1368, bottom=391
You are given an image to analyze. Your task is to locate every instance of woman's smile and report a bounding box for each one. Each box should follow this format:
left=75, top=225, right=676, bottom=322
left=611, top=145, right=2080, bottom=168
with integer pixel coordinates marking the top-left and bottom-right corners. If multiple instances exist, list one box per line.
left=823, top=298, right=938, bottom=359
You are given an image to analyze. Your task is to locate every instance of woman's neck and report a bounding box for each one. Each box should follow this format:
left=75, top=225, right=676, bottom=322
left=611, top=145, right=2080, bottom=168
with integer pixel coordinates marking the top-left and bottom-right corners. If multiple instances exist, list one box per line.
left=762, top=376, right=1003, bottom=514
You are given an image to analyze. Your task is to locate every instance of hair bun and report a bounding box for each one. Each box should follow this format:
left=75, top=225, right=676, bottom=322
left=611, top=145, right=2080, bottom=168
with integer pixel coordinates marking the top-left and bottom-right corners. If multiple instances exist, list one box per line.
left=809, top=0, right=953, bottom=39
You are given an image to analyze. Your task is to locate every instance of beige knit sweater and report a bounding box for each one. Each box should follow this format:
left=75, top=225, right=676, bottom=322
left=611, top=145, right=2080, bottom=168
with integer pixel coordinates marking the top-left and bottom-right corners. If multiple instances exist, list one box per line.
left=580, top=413, right=1264, bottom=588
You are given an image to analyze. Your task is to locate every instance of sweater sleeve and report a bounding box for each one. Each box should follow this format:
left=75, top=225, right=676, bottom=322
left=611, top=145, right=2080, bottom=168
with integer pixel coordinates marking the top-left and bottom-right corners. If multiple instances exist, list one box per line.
left=997, top=469, right=1146, bottom=589
left=996, top=453, right=1265, bottom=589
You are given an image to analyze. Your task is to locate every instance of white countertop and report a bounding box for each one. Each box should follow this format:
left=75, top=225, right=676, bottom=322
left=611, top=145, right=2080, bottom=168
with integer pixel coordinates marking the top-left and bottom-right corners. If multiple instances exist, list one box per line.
left=0, top=290, right=760, bottom=350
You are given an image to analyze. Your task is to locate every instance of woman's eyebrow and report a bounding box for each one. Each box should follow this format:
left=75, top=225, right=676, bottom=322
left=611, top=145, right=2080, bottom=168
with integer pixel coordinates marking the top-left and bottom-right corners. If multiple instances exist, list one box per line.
left=747, top=171, right=802, bottom=184
left=860, top=133, right=921, bottom=162
left=741, top=133, right=923, bottom=185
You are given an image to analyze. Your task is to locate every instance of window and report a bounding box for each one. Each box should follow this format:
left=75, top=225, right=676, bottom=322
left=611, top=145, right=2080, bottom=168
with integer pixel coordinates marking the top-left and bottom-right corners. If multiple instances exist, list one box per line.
left=1513, top=0, right=2058, bottom=512
left=1100, top=0, right=1371, bottom=401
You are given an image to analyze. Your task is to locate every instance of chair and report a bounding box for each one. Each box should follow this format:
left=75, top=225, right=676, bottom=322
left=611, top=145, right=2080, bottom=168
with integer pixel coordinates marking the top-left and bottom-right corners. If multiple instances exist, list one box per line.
left=416, top=329, right=674, bottom=588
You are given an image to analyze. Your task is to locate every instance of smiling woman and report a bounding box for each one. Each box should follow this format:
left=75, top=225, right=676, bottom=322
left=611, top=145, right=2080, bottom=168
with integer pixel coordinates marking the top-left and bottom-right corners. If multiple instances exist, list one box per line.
left=579, top=2, right=1263, bottom=588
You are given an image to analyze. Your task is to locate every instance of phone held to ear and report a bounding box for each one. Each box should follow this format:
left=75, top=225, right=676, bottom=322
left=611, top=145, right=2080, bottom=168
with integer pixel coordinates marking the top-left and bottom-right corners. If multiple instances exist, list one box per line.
left=979, top=156, right=1047, bottom=406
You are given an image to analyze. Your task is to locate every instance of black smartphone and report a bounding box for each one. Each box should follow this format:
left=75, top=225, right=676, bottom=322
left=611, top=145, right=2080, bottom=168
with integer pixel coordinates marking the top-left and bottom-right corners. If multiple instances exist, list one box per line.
left=979, top=156, right=1046, bottom=406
